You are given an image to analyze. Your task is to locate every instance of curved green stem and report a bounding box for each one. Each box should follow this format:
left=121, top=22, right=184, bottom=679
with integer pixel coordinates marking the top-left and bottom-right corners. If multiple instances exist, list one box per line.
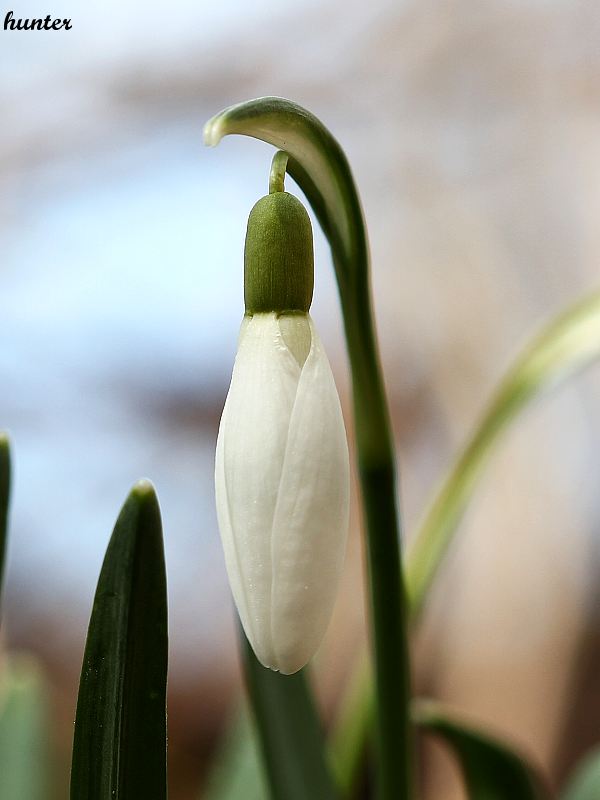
left=205, top=97, right=412, bottom=800
left=269, top=151, right=289, bottom=194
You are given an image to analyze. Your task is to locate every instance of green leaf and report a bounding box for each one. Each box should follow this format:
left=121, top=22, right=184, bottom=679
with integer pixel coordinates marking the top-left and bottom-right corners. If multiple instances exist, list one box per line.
left=562, top=746, right=600, bottom=800
left=0, top=433, right=11, bottom=606
left=407, top=289, right=600, bottom=616
left=203, top=703, right=267, bottom=800
left=0, top=655, right=49, bottom=800
left=242, top=636, right=338, bottom=800
left=414, top=701, right=549, bottom=800
left=70, top=481, right=168, bottom=800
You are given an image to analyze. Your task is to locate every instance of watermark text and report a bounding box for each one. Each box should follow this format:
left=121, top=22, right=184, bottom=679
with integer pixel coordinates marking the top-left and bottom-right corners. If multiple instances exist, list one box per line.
left=4, top=11, right=72, bottom=30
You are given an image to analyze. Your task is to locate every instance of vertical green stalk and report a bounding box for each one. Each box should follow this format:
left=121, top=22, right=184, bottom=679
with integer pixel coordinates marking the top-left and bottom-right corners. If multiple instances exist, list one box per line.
left=336, top=245, right=412, bottom=800
left=287, top=141, right=412, bottom=800
left=205, top=97, right=412, bottom=800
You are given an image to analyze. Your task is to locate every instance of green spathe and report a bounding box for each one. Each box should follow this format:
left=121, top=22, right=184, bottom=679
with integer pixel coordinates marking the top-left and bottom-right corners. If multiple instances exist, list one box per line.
left=244, top=192, right=314, bottom=314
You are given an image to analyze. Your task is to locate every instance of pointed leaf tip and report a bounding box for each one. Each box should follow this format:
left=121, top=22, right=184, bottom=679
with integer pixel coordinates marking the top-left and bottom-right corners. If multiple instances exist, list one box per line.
left=132, top=478, right=156, bottom=500
left=70, top=481, right=168, bottom=800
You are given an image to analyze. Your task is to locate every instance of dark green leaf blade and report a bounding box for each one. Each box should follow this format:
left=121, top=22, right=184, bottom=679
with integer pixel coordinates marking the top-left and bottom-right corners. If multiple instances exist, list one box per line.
left=243, top=636, right=338, bottom=800
left=70, top=480, right=168, bottom=800
left=415, top=701, right=549, bottom=800
left=0, top=433, right=11, bottom=605
left=562, top=746, right=600, bottom=800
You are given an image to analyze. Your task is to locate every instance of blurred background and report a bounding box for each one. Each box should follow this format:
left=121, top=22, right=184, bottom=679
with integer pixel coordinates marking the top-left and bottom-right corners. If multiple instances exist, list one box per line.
left=1, top=0, right=600, bottom=797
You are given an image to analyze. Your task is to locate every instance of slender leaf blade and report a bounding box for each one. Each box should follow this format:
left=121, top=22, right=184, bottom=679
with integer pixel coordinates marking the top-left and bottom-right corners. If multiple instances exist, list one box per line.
left=0, top=433, right=11, bottom=605
left=407, top=289, right=600, bottom=615
left=70, top=480, right=168, bottom=800
left=562, top=746, right=600, bottom=800
left=414, top=701, right=549, bottom=800
left=243, top=636, right=337, bottom=800
left=0, top=655, right=49, bottom=800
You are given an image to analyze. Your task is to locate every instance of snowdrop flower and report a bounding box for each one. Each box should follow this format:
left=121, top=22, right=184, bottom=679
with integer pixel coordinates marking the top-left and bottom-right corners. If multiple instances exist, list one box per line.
left=215, top=187, right=349, bottom=674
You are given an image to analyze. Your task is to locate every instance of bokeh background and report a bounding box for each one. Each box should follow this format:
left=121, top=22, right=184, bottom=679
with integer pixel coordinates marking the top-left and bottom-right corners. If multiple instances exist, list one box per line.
left=2, top=0, right=600, bottom=797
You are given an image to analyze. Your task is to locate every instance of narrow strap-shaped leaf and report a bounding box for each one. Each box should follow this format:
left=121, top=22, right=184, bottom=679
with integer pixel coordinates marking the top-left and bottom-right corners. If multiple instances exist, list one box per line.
left=407, top=289, right=600, bottom=616
left=0, top=655, right=49, bottom=800
left=414, top=701, right=550, bottom=800
left=70, top=481, right=168, bottom=800
left=562, top=746, right=600, bottom=800
left=0, top=433, right=11, bottom=607
left=205, top=94, right=412, bottom=800
left=242, top=636, right=338, bottom=800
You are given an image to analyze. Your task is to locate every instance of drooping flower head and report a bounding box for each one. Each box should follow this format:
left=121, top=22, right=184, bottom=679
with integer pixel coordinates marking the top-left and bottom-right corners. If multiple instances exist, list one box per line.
left=215, top=168, right=349, bottom=674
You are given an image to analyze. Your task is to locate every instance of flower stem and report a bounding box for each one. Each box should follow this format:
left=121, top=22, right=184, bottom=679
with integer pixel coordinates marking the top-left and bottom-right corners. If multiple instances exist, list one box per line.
left=286, top=131, right=413, bottom=800
left=339, top=275, right=412, bottom=800
left=285, top=151, right=413, bottom=800
left=269, top=151, right=289, bottom=194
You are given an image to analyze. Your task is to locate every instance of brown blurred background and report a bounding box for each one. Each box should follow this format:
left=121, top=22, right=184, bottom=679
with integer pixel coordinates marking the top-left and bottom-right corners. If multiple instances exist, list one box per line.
left=1, top=0, right=600, bottom=797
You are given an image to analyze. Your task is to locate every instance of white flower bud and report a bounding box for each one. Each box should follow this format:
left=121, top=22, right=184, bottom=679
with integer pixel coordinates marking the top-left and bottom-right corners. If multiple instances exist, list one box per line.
left=215, top=311, right=349, bottom=674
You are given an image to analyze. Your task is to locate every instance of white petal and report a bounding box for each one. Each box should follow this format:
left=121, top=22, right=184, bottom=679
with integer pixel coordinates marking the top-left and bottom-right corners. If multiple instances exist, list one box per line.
left=215, top=312, right=300, bottom=667
left=215, top=312, right=350, bottom=674
left=269, top=316, right=349, bottom=673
